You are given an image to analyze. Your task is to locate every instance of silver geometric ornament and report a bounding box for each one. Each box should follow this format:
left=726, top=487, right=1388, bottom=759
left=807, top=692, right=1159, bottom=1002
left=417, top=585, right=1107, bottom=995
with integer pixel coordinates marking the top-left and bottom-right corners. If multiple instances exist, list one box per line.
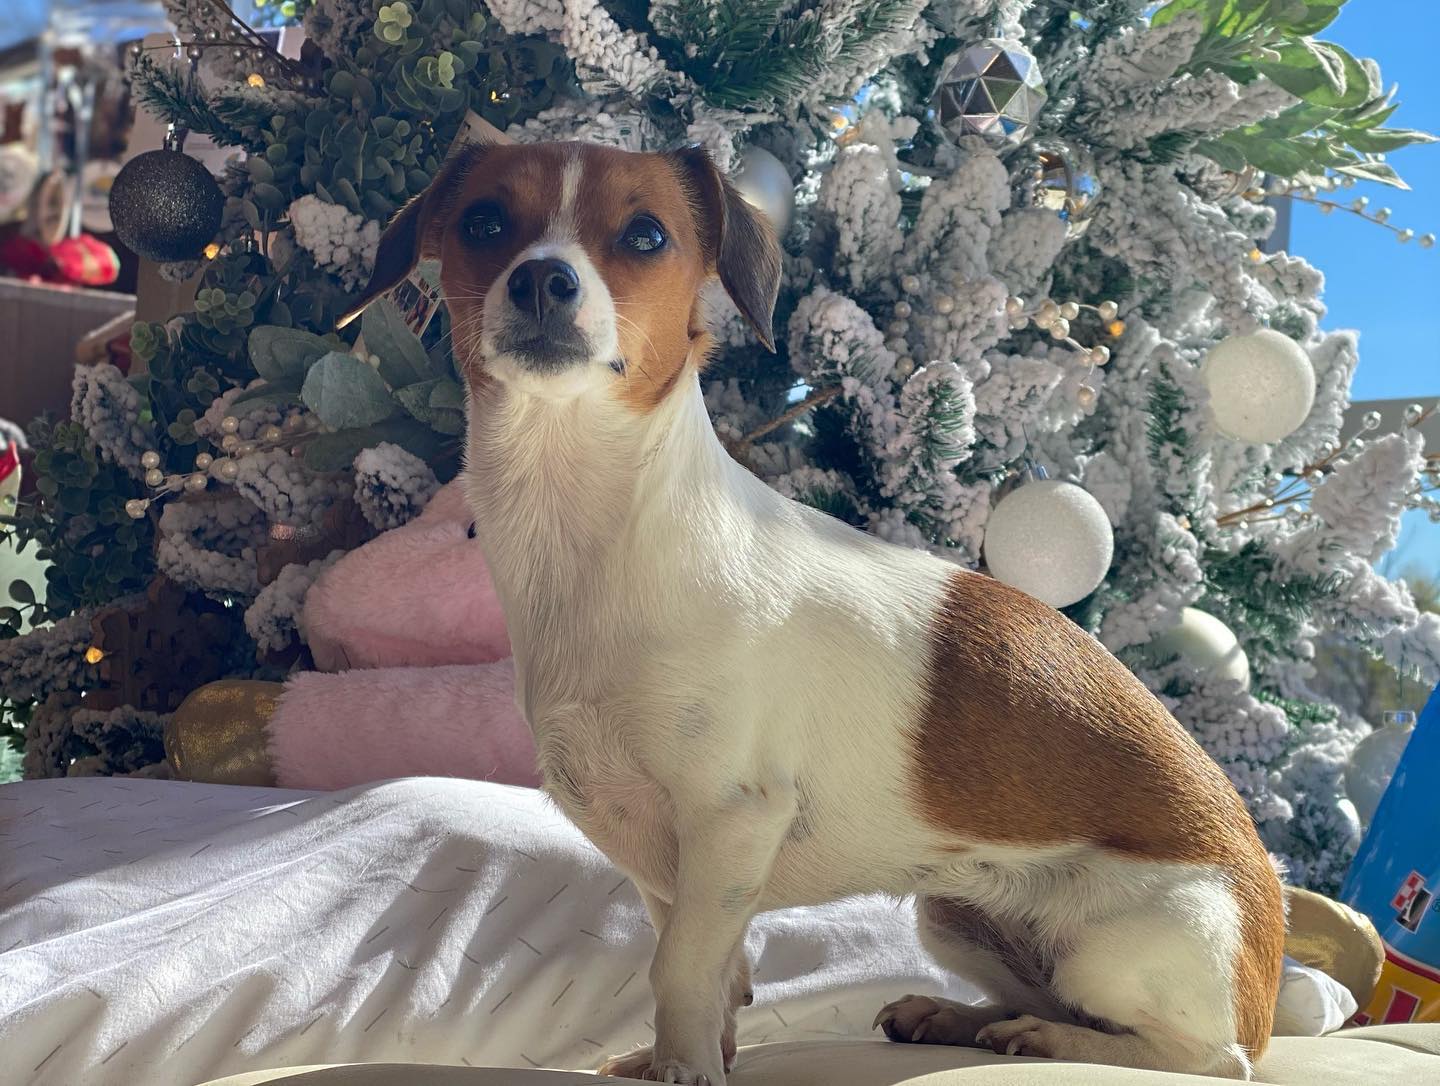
left=934, top=38, right=1047, bottom=149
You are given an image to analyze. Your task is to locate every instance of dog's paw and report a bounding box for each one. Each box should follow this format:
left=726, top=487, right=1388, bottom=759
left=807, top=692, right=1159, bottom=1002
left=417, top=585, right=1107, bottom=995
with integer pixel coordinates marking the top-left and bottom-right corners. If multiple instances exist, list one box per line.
left=873, top=994, right=996, bottom=1047
left=597, top=1047, right=714, bottom=1084
left=975, top=1015, right=1062, bottom=1059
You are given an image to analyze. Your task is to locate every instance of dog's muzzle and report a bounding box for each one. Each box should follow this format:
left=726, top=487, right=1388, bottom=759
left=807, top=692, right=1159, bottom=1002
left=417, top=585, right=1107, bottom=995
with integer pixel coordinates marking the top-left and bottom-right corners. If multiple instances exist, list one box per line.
left=499, top=258, right=590, bottom=370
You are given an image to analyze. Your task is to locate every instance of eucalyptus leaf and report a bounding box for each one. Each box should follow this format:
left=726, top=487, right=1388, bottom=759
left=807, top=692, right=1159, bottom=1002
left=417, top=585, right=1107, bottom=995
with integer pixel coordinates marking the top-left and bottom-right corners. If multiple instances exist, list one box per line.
left=252, top=182, right=287, bottom=213
left=303, top=418, right=447, bottom=472
left=302, top=352, right=401, bottom=429
left=395, top=378, right=445, bottom=423
left=232, top=385, right=303, bottom=412
left=249, top=325, right=333, bottom=383
left=1342, top=127, right=1438, bottom=153
left=362, top=298, right=435, bottom=386
left=1196, top=139, right=1248, bottom=172
left=1346, top=98, right=1399, bottom=131
left=1271, top=0, right=1342, bottom=35
left=1255, top=40, right=1370, bottom=110
left=334, top=177, right=362, bottom=213
left=1334, top=160, right=1409, bottom=189
left=430, top=407, right=465, bottom=436
left=429, top=380, right=465, bottom=411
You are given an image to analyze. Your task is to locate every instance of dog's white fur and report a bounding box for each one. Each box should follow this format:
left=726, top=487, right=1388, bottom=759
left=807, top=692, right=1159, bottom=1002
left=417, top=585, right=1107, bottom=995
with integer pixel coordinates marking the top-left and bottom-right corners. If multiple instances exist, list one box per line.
left=411, top=144, right=1274, bottom=1084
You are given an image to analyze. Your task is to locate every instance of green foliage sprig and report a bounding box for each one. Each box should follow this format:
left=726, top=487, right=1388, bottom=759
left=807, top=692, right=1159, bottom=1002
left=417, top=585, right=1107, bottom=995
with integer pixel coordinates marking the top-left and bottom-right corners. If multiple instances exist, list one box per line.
left=241, top=298, right=461, bottom=472
left=1, top=421, right=154, bottom=627
left=1156, top=0, right=1437, bottom=185
left=132, top=1, right=574, bottom=230
left=643, top=0, right=926, bottom=111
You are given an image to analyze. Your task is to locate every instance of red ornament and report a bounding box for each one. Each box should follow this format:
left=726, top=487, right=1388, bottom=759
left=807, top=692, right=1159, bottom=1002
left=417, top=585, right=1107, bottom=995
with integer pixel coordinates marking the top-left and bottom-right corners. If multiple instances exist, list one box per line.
left=0, top=440, right=19, bottom=488
left=50, top=234, right=121, bottom=287
left=0, top=233, right=55, bottom=279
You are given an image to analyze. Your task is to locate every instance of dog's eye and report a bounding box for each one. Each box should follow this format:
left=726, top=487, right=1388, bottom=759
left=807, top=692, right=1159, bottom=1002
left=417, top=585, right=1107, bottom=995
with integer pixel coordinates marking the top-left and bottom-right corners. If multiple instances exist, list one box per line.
left=620, top=215, right=666, bottom=253
left=463, top=203, right=506, bottom=243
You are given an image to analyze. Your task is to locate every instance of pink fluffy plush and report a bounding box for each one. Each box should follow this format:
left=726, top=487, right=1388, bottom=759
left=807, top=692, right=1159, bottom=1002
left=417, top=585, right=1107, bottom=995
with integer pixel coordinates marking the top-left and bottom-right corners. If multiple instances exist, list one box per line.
left=304, top=481, right=512, bottom=670
left=268, top=479, right=538, bottom=791
left=268, top=663, right=539, bottom=790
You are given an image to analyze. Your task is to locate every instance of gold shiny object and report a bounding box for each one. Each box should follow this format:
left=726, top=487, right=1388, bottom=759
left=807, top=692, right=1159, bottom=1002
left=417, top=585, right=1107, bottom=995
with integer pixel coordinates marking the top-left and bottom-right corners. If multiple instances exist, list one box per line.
left=1248, top=247, right=1264, bottom=263
left=1026, top=140, right=1098, bottom=240
left=84, top=645, right=106, bottom=664
left=164, top=679, right=283, bottom=786
left=1105, top=319, right=1126, bottom=338
left=204, top=242, right=221, bottom=260
left=1282, top=885, right=1385, bottom=1013
left=247, top=72, right=265, bottom=87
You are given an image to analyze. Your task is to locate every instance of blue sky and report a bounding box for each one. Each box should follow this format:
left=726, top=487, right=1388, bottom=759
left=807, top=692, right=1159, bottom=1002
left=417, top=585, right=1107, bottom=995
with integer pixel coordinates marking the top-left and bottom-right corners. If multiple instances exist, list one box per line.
left=1291, top=3, right=1439, bottom=579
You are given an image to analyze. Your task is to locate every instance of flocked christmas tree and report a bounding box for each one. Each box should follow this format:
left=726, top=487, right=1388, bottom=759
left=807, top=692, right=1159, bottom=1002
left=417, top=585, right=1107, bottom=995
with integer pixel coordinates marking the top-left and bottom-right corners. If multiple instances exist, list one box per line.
left=2, top=0, right=1438, bottom=894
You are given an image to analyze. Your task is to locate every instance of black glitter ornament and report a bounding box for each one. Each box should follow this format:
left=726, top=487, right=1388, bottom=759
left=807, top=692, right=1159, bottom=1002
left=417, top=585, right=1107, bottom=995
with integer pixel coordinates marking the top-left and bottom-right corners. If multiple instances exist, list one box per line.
left=109, top=147, right=225, bottom=262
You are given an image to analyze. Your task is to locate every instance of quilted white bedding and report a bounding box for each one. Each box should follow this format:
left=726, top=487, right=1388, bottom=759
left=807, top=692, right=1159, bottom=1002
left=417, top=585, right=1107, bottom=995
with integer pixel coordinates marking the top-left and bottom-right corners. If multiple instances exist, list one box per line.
left=0, top=777, right=977, bottom=1086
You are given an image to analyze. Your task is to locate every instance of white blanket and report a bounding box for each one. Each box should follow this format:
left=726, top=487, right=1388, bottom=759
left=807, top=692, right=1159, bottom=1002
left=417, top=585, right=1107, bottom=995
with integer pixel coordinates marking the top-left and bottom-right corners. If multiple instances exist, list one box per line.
left=0, top=777, right=1354, bottom=1086
left=0, top=777, right=974, bottom=1086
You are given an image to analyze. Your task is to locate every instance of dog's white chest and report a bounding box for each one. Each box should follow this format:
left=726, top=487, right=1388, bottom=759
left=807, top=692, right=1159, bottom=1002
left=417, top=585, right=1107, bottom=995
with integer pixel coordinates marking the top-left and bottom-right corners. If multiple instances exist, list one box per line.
left=530, top=703, right=684, bottom=900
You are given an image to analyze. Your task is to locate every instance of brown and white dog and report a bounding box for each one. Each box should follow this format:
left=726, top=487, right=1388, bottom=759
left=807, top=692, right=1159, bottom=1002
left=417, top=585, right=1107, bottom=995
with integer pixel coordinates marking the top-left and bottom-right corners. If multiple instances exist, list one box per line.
left=347, top=141, right=1286, bottom=1083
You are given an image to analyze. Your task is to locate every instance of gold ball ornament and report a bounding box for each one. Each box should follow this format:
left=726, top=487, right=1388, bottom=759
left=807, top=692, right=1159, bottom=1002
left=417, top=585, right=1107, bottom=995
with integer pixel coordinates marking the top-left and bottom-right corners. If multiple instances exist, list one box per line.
left=165, top=679, right=284, bottom=786
left=1022, top=139, right=1100, bottom=240
left=1282, top=886, right=1384, bottom=1015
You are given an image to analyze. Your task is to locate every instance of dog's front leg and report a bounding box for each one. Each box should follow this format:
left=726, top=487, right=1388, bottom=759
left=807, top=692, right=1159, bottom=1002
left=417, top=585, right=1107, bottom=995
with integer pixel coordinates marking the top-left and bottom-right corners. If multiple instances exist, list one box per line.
left=647, top=791, right=794, bottom=1084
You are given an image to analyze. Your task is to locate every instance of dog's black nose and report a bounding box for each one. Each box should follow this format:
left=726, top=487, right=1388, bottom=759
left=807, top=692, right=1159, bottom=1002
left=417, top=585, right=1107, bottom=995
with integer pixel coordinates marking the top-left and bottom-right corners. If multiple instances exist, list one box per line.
left=507, top=258, right=580, bottom=322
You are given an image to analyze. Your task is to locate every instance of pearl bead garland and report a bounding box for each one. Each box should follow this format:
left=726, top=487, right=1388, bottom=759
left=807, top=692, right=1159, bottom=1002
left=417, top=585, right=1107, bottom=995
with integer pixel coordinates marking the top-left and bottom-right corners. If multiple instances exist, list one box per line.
left=124, top=410, right=322, bottom=522
left=999, top=294, right=1121, bottom=401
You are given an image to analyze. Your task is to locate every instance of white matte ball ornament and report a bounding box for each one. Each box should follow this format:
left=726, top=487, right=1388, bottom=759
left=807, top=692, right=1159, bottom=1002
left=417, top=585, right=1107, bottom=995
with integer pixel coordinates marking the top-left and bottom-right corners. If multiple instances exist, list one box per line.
left=1148, top=607, right=1251, bottom=689
left=731, top=146, right=794, bottom=235
left=1345, top=711, right=1416, bottom=826
left=983, top=476, right=1114, bottom=608
left=1201, top=329, right=1316, bottom=444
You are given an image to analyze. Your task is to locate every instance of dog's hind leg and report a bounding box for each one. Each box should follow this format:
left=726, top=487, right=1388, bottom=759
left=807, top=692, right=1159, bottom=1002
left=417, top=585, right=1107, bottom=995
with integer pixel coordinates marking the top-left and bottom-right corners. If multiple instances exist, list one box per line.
left=974, top=865, right=1282, bottom=1081
left=875, top=895, right=1068, bottom=1047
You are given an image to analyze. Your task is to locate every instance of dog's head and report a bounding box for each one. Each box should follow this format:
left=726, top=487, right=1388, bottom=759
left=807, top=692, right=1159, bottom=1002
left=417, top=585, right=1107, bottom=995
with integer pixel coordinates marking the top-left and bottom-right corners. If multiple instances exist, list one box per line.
left=344, top=142, right=782, bottom=408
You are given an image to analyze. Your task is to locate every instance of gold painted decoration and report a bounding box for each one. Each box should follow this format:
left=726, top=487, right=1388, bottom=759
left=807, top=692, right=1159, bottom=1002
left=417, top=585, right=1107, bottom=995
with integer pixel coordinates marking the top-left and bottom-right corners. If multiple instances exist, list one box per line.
left=165, top=679, right=284, bottom=787
left=1283, top=885, right=1385, bottom=1013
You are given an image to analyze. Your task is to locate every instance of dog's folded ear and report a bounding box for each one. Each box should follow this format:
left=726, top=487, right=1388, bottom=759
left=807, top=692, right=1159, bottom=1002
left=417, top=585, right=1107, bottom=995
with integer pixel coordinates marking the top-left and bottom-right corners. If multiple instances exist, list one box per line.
left=669, top=146, right=783, bottom=353
left=337, top=145, right=483, bottom=329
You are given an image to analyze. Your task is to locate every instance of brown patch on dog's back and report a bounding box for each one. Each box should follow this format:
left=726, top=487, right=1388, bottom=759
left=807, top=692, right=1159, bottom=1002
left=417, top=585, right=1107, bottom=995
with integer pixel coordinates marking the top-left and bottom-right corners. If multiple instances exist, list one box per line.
left=914, top=570, right=1284, bottom=1057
